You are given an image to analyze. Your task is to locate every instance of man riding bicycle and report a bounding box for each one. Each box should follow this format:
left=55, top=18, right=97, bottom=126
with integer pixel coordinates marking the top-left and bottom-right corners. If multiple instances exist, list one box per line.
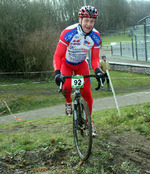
left=53, top=5, right=103, bottom=136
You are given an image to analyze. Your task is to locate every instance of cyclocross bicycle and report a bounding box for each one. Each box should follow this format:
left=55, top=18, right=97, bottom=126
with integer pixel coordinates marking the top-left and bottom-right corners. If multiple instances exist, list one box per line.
left=59, top=74, right=100, bottom=161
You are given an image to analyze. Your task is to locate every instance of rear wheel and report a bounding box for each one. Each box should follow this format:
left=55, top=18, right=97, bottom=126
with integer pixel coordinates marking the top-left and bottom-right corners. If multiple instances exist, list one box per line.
left=73, top=97, right=92, bottom=161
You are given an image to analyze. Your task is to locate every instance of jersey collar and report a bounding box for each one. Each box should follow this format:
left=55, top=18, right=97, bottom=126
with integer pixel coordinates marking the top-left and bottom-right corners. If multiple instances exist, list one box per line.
left=77, top=23, right=92, bottom=37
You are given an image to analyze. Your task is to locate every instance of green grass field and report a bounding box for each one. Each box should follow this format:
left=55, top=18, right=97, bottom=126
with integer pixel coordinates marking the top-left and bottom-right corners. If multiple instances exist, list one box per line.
left=102, top=34, right=131, bottom=45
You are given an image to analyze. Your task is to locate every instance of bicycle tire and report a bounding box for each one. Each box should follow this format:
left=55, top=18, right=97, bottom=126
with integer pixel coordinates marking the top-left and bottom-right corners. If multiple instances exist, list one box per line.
left=73, top=96, right=92, bottom=161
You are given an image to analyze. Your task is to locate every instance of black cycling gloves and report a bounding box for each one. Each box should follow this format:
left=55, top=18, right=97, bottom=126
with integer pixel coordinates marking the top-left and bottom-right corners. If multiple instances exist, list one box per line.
left=95, top=68, right=103, bottom=81
left=55, top=70, right=65, bottom=86
left=55, top=68, right=103, bottom=86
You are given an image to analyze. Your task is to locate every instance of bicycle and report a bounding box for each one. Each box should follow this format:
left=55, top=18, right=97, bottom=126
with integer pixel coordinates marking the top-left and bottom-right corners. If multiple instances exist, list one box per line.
left=59, top=74, right=100, bottom=161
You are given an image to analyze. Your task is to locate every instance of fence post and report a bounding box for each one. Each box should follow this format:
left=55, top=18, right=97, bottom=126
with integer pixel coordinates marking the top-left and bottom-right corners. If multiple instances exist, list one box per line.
left=135, top=35, right=138, bottom=61
left=131, top=37, right=134, bottom=58
left=144, top=22, right=148, bottom=62
left=120, top=42, right=122, bottom=56
left=111, top=45, right=113, bottom=56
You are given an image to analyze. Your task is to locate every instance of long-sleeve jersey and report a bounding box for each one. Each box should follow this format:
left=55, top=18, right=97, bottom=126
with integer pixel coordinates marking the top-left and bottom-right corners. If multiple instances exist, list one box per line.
left=53, top=23, right=101, bottom=72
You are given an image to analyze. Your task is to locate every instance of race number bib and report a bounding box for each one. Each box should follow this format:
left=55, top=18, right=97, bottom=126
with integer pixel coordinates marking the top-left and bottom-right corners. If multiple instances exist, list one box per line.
left=71, top=76, right=84, bottom=88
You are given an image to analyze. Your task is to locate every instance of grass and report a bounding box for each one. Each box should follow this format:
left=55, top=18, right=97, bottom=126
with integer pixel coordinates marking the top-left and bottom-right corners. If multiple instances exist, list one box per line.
left=1, top=70, right=150, bottom=115
left=101, top=34, right=131, bottom=45
left=0, top=117, right=71, bottom=155
left=0, top=103, right=149, bottom=173
left=1, top=103, right=149, bottom=155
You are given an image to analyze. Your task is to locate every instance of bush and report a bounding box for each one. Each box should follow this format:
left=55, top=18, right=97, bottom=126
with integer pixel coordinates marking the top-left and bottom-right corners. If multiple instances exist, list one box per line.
left=0, top=0, right=60, bottom=72
left=17, top=27, right=59, bottom=72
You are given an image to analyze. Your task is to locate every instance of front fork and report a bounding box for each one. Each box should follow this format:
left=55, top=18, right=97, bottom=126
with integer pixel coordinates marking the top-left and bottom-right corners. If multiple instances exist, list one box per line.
left=81, top=104, right=88, bottom=129
left=73, top=93, right=87, bottom=130
left=73, top=88, right=80, bottom=126
left=73, top=99, right=78, bottom=130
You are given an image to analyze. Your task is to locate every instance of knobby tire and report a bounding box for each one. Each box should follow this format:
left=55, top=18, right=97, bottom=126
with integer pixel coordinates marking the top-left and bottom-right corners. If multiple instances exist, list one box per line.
left=73, top=97, right=92, bottom=161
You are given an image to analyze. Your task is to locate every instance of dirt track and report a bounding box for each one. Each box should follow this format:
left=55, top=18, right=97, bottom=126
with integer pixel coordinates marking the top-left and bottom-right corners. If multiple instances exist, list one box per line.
left=1, top=91, right=150, bottom=124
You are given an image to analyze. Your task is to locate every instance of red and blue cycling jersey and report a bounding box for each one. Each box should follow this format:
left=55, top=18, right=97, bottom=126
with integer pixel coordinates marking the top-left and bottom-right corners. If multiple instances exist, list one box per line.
left=53, top=23, right=101, bottom=71
left=53, top=23, right=101, bottom=115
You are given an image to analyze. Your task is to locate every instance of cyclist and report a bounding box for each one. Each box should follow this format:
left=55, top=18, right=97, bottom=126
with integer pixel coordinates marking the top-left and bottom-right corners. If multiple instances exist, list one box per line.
left=53, top=5, right=103, bottom=136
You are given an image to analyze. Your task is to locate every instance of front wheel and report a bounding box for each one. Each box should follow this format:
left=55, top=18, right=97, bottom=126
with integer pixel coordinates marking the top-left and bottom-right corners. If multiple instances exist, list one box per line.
left=73, top=97, right=92, bottom=161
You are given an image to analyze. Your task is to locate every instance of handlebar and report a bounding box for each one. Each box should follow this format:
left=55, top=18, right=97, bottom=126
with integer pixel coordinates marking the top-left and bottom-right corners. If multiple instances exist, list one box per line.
left=58, top=74, right=101, bottom=92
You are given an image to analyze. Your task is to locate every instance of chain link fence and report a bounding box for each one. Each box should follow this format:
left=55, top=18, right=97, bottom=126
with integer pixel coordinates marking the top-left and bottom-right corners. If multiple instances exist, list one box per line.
left=111, top=16, right=150, bottom=62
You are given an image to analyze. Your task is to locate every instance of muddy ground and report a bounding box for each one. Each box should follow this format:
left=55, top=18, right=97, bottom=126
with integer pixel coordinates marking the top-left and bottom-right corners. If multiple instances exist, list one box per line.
left=0, top=125, right=150, bottom=174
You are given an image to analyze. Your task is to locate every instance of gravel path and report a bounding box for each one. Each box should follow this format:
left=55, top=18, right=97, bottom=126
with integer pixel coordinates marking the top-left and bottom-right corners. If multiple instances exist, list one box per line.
left=1, top=91, right=150, bottom=124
